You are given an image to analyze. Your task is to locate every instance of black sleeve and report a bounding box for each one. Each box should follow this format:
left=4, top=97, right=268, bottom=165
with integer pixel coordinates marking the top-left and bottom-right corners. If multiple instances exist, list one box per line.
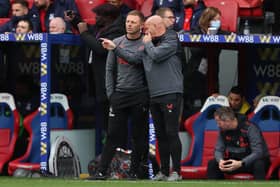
left=0, top=0, right=10, bottom=17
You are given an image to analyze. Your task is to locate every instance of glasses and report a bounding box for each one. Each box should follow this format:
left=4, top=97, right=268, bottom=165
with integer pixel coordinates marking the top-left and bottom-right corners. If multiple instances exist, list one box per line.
left=163, top=16, right=175, bottom=20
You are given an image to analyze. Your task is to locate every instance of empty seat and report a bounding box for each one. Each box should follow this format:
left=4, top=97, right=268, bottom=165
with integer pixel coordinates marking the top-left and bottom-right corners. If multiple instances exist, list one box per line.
left=8, top=93, right=73, bottom=175
left=235, top=0, right=263, bottom=18
left=136, top=0, right=153, bottom=17
left=0, top=93, right=20, bottom=174
left=180, top=95, right=229, bottom=179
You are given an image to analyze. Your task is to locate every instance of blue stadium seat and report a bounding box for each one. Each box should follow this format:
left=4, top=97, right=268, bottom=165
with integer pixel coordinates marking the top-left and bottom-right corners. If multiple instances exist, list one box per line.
left=0, top=93, right=20, bottom=174
left=8, top=93, right=73, bottom=175
left=180, top=95, right=229, bottom=179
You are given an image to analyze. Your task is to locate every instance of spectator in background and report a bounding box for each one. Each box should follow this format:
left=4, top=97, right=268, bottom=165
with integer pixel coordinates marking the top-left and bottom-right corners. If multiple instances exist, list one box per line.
left=0, top=0, right=37, bottom=33
left=15, top=18, right=33, bottom=34
left=155, top=7, right=176, bottom=29
left=227, top=86, right=252, bottom=115
left=0, top=0, right=10, bottom=18
left=29, top=0, right=80, bottom=32
left=182, top=0, right=206, bottom=32
left=49, top=17, right=66, bottom=34
left=77, top=3, right=125, bottom=153
left=207, top=107, right=270, bottom=180
left=107, top=0, right=132, bottom=18
left=151, top=0, right=184, bottom=31
left=183, top=7, right=229, bottom=119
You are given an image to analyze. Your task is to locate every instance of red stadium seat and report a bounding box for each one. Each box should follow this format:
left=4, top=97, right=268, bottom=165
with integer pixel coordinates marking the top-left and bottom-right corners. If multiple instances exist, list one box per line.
left=205, top=0, right=239, bottom=32
left=180, top=95, right=229, bottom=179
left=75, top=0, right=105, bottom=24
left=136, top=0, right=153, bottom=17
left=123, top=0, right=137, bottom=9
left=226, top=96, right=280, bottom=180
left=0, top=93, right=20, bottom=174
left=0, top=18, right=10, bottom=27
left=8, top=93, right=73, bottom=175
left=235, top=0, right=263, bottom=18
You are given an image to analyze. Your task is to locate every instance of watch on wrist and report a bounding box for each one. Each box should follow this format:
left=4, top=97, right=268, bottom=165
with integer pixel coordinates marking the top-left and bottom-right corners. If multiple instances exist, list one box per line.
left=241, top=161, right=245, bottom=167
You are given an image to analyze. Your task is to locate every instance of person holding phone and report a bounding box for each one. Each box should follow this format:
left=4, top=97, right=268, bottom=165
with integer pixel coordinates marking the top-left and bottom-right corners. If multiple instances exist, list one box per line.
left=207, top=107, right=270, bottom=180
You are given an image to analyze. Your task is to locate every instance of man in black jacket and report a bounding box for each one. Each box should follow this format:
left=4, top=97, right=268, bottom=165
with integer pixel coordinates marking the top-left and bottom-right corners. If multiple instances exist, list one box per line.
left=207, top=106, right=270, bottom=180
left=0, top=0, right=10, bottom=17
left=77, top=3, right=125, bottom=155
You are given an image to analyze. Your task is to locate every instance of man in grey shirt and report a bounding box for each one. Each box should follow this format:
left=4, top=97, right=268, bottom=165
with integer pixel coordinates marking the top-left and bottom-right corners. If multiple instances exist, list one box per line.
left=207, top=106, right=270, bottom=180
left=102, top=15, right=183, bottom=181
left=93, top=10, right=149, bottom=180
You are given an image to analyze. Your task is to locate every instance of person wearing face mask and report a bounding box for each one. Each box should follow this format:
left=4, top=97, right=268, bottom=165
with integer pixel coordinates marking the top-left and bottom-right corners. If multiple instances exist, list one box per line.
left=182, top=0, right=206, bottom=32
left=182, top=7, right=231, bottom=120
left=0, top=0, right=38, bottom=33
left=77, top=3, right=125, bottom=155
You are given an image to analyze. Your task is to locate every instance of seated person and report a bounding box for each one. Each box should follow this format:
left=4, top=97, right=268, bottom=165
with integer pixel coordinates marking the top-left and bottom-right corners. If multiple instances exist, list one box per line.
left=15, top=18, right=33, bottom=34
left=183, top=7, right=229, bottom=118
left=29, top=0, right=80, bottom=33
left=0, top=0, right=10, bottom=17
left=49, top=17, right=66, bottom=34
left=207, top=107, right=270, bottom=180
left=212, top=86, right=252, bottom=115
left=0, top=0, right=36, bottom=33
left=181, top=0, right=206, bottom=32
left=227, top=86, right=252, bottom=115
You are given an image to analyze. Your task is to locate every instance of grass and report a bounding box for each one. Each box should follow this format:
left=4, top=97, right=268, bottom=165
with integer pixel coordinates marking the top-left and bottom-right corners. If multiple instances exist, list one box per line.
left=0, top=177, right=279, bottom=187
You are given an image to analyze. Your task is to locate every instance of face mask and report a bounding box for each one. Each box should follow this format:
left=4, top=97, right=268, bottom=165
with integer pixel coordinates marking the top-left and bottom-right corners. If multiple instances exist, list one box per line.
left=210, top=20, right=221, bottom=29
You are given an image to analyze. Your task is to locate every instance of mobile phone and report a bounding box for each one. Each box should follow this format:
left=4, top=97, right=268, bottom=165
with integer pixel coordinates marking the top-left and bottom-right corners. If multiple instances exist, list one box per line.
left=66, top=10, right=73, bottom=17
left=224, top=161, right=232, bottom=165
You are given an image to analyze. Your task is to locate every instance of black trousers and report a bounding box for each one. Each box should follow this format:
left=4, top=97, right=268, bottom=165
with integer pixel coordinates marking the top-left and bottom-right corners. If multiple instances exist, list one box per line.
left=150, top=93, right=182, bottom=176
left=98, top=103, right=149, bottom=175
left=207, top=158, right=270, bottom=180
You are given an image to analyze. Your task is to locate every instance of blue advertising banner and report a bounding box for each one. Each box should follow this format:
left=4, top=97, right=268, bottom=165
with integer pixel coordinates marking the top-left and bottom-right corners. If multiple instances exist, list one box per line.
left=0, top=33, right=81, bottom=173
left=39, top=35, right=50, bottom=173
left=179, top=34, right=280, bottom=44
left=245, top=47, right=280, bottom=103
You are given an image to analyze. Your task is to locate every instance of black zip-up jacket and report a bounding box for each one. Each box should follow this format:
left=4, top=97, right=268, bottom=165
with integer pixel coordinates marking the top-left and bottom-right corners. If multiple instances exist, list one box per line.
left=215, top=114, right=269, bottom=167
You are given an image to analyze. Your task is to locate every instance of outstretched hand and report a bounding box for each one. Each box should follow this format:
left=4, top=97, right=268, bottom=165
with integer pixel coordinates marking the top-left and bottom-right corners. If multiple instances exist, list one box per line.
left=100, top=38, right=116, bottom=50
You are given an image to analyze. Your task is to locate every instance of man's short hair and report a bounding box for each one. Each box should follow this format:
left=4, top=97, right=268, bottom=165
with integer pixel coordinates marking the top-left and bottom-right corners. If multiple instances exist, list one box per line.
left=92, top=3, right=120, bottom=19
left=214, top=106, right=236, bottom=121
left=155, top=7, right=173, bottom=18
left=17, top=18, right=33, bottom=31
left=229, top=86, right=244, bottom=97
left=13, top=0, right=29, bottom=8
left=127, top=10, right=145, bottom=23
